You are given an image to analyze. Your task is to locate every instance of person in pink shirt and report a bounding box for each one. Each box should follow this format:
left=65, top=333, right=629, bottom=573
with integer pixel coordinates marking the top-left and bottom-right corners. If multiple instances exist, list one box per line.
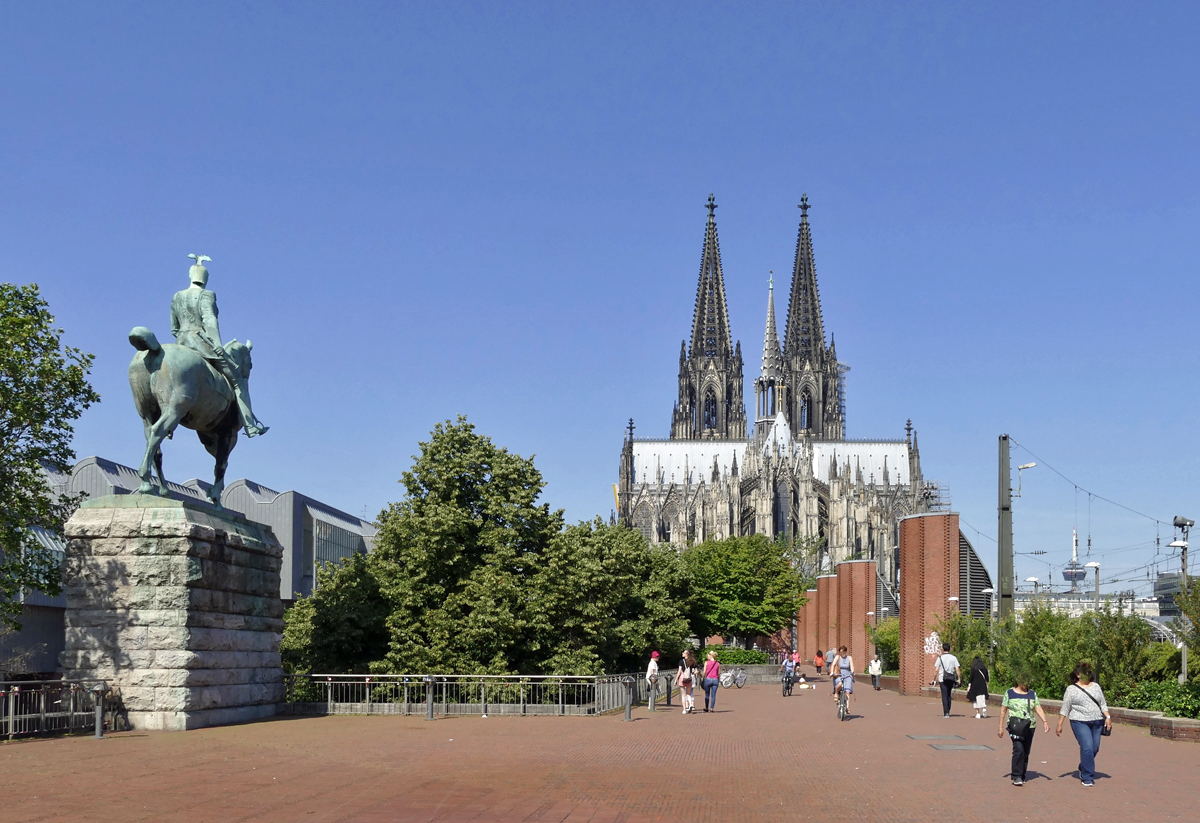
left=702, top=650, right=721, bottom=712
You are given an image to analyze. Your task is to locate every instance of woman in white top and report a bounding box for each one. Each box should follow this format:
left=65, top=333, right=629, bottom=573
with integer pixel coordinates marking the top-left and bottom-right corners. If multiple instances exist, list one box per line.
left=1055, top=662, right=1112, bottom=787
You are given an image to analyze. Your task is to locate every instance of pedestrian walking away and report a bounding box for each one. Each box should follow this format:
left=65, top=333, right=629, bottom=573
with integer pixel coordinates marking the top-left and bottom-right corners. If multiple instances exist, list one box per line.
left=814, top=649, right=825, bottom=675
left=826, top=647, right=836, bottom=675
left=677, top=649, right=698, bottom=714
left=702, top=651, right=721, bottom=712
left=966, top=655, right=990, bottom=718
left=1056, top=662, right=1112, bottom=787
left=868, top=654, right=882, bottom=690
left=934, top=643, right=961, bottom=717
left=997, top=676, right=1050, bottom=786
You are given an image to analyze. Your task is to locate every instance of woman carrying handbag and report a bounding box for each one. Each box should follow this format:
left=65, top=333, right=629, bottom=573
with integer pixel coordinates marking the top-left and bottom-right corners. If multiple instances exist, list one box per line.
left=1056, top=662, right=1112, bottom=787
left=996, top=674, right=1050, bottom=786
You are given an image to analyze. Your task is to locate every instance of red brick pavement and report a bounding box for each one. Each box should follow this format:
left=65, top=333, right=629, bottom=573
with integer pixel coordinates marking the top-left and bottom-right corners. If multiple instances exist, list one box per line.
left=3, top=667, right=1197, bottom=823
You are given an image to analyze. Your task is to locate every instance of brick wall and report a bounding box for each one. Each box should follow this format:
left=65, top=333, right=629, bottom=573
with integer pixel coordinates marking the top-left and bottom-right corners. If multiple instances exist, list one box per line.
left=799, top=590, right=818, bottom=663
left=898, top=513, right=960, bottom=695
left=816, top=574, right=837, bottom=656
left=836, top=560, right=874, bottom=667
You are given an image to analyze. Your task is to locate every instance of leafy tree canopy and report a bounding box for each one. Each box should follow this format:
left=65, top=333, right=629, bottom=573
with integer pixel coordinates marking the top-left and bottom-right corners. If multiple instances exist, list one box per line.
left=682, top=534, right=805, bottom=645
left=0, top=283, right=98, bottom=630
left=282, top=417, right=691, bottom=675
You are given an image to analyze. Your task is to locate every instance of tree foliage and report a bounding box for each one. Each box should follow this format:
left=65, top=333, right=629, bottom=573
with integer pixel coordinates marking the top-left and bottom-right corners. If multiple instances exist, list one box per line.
left=682, top=534, right=805, bottom=646
left=281, top=417, right=692, bottom=675
left=867, top=616, right=900, bottom=671
left=0, top=283, right=99, bottom=629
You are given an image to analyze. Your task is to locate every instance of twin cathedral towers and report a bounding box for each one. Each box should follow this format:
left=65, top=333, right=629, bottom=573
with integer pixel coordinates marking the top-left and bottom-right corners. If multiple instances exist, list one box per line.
left=668, top=193, right=845, bottom=442
left=617, top=194, right=935, bottom=586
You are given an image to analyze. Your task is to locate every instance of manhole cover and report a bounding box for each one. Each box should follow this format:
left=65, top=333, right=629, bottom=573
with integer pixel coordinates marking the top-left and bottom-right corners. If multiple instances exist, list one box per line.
left=906, top=735, right=964, bottom=740
left=929, top=744, right=993, bottom=751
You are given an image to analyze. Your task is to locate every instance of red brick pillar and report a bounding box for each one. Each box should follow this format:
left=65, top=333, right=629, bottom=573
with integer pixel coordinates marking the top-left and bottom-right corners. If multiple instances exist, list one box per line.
left=816, top=574, right=837, bottom=657
left=800, top=589, right=818, bottom=664
left=898, top=513, right=960, bottom=696
left=836, top=560, right=874, bottom=668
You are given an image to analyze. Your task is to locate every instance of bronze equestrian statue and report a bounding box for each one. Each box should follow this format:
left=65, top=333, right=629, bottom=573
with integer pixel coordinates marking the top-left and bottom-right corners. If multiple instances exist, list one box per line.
left=127, top=255, right=268, bottom=507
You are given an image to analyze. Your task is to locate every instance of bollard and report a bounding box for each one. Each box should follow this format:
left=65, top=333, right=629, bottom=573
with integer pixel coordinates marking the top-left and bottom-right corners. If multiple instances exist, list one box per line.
left=621, top=676, right=635, bottom=722
left=424, top=675, right=435, bottom=721
left=90, top=682, right=110, bottom=739
left=665, top=674, right=673, bottom=708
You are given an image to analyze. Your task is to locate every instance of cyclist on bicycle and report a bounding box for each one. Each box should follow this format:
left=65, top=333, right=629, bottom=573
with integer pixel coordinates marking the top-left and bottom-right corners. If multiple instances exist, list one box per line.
left=831, top=645, right=855, bottom=704
left=779, top=654, right=797, bottom=696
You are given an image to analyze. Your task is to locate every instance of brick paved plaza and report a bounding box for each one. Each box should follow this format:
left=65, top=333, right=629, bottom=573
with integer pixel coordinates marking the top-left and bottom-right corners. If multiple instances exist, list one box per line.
left=4, top=667, right=1197, bottom=823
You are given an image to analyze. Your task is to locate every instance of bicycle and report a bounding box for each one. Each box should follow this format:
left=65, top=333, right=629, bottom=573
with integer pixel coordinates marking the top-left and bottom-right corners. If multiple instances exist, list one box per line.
left=719, top=666, right=748, bottom=689
left=835, top=675, right=851, bottom=721
left=781, top=669, right=794, bottom=697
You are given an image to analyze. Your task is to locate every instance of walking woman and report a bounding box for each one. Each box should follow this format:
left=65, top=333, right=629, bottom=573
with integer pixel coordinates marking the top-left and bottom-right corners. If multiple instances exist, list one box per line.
left=1056, top=662, right=1112, bottom=787
left=967, top=655, right=990, bottom=719
left=997, top=674, right=1050, bottom=786
left=702, top=650, right=721, bottom=712
left=677, top=649, right=698, bottom=714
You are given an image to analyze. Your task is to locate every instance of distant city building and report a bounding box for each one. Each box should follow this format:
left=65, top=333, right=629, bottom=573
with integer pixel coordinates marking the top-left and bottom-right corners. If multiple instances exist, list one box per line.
left=2, top=456, right=375, bottom=675
left=617, top=195, right=971, bottom=608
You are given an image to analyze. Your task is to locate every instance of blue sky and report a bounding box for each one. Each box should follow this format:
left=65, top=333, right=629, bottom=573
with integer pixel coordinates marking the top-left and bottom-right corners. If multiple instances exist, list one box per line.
left=3, top=3, right=1198, bottom=598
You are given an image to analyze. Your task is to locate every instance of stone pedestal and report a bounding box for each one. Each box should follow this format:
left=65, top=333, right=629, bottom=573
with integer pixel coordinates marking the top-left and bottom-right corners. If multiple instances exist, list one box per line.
left=59, top=495, right=285, bottom=731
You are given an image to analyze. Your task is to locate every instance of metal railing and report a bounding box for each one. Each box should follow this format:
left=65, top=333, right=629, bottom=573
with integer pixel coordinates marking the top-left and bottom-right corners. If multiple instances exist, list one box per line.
left=283, top=673, right=677, bottom=717
left=1, top=679, right=107, bottom=739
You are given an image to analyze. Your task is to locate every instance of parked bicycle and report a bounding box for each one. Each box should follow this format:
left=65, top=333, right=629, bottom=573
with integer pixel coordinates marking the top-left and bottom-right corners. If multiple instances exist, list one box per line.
left=719, top=666, right=748, bottom=689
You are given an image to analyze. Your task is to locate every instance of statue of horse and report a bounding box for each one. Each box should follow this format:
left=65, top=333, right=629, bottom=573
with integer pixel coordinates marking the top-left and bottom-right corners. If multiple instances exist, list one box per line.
left=127, top=326, right=254, bottom=508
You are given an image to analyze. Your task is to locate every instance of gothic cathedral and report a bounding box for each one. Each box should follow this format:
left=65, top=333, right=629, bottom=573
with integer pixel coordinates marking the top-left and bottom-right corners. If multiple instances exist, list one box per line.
left=618, top=195, right=940, bottom=596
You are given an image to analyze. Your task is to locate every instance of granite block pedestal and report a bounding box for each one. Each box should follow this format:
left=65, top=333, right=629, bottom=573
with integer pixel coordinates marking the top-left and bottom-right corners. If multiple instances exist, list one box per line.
left=59, top=494, right=285, bottom=731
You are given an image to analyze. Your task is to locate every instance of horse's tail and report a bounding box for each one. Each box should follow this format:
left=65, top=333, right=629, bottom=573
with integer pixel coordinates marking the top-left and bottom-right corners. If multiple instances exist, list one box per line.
left=129, top=326, right=161, bottom=353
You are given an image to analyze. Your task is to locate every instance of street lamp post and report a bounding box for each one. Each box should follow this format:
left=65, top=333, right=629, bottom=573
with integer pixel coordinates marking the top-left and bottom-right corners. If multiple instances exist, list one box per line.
left=1085, top=562, right=1101, bottom=612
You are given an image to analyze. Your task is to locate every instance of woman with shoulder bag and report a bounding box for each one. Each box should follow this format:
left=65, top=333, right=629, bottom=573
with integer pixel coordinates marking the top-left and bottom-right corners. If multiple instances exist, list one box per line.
left=1055, top=662, right=1112, bottom=787
left=997, top=674, right=1050, bottom=786
left=966, top=655, right=990, bottom=718
left=677, top=649, right=698, bottom=714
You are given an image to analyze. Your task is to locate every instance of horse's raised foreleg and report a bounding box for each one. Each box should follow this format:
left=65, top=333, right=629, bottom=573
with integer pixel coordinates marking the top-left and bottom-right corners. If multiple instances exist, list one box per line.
left=138, top=407, right=184, bottom=496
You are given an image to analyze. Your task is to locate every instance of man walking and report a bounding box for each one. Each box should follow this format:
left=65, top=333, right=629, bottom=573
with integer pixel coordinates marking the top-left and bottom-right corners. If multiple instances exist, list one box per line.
left=869, top=654, right=883, bottom=690
left=934, top=643, right=961, bottom=718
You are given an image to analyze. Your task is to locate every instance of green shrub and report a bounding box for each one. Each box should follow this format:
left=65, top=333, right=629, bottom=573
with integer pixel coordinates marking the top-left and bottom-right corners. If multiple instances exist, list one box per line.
left=705, top=646, right=768, bottom=665
left=1124, top=681, right=1200, bottom=718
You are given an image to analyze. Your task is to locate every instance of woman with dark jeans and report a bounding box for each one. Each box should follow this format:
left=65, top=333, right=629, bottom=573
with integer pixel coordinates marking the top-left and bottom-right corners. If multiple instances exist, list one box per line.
left=702, top=651, right=721, bottom=712
left=1056, top=662, right=1112, bottom=787
left=997, top=675, right=1050, bottom=786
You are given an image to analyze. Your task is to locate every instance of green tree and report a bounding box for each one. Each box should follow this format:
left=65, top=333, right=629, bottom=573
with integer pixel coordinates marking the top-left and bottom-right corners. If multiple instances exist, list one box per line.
left=0, top=283, right=99, bottom=630
left=280, top=553, right=390, bottom=674
left=867, top=616, right=900, bottom=671
left=683, top=535, right=804, bottom=646
left=369, top=417, right=563, bottom=675
left=280, top=418, right=696, bottom=675
left=527, top=519, right=690, bottom=674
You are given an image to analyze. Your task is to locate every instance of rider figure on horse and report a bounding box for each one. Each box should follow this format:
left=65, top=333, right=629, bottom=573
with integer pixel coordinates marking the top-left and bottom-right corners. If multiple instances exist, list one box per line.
left=170, top=255, right=268, bottom=438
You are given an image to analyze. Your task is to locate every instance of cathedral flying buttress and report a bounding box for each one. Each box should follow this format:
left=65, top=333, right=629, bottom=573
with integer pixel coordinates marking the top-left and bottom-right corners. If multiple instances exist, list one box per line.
left=617, top=195, right=938, bottom=594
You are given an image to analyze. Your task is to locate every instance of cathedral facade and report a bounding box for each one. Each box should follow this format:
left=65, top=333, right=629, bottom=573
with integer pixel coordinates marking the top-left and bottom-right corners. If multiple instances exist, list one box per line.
left=617, top=195, right=939, bottom=593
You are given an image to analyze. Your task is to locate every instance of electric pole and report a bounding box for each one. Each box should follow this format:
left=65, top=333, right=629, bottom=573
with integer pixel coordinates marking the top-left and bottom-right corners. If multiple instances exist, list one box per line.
left=998, top=435, right=1014, bottom=619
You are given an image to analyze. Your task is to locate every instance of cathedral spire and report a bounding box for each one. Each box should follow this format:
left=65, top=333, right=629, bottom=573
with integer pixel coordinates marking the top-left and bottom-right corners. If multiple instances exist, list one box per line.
left=671, top=194, right=747, bottom=440
left=689, top=193, right=733, bottom=361
left=761, top=273, right=783, bottom=379
left=783, top=193, right=826, bottom=365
